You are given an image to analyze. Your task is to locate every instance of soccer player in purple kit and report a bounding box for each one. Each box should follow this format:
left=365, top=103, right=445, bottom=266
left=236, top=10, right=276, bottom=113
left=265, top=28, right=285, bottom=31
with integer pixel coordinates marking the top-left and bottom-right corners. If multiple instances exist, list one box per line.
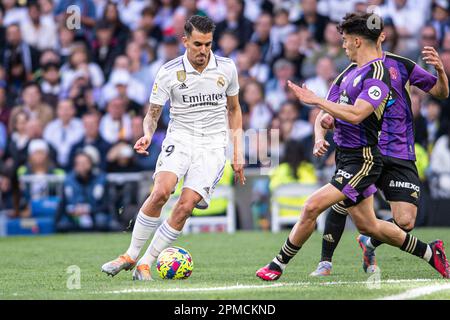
left=309, top=33, right=450, bottom=276
left=256, top=13, right=450, bottom=281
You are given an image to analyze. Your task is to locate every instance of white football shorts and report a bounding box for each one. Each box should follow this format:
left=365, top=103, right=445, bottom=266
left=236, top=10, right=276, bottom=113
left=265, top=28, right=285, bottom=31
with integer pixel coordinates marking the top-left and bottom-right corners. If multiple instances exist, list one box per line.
left=153, top=135, right=227, bottom=209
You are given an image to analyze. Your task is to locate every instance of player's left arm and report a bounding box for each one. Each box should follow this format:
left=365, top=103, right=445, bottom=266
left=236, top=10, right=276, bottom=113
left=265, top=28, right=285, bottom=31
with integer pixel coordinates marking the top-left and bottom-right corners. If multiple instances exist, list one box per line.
left=287, top=81, right=383, bottom=125
left=227, top=94, right=246, bottom=185
left=421, top=46, right=449, bottom=99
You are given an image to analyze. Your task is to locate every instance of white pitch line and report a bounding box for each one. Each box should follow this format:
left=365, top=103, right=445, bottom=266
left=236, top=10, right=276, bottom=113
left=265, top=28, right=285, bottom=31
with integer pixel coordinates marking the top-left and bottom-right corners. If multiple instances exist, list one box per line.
left=378, top=283, right=450, bottom=300
left=96, top=278, right=437, bottom=295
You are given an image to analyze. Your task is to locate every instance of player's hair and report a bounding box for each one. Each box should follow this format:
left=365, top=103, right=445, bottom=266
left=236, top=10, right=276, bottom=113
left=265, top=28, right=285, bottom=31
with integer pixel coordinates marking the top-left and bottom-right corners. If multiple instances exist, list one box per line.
left=184, top=15, right=216, bottom=37
left=337, top=12, right=384, bottom=43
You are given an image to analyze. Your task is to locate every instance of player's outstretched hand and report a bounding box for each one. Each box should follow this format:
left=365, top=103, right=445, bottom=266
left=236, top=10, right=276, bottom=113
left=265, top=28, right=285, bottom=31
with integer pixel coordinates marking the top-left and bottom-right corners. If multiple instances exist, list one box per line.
left=232, top=163, right=246, bottom=185
left=423, top=46, right=444, bottom=73
left=134, top=136, right=151, bottom=155
left=313, top=139, right=330, bottom=157
left=287, top=81, right=319, bottom=105
left=320, top=113, right=335, bottom=130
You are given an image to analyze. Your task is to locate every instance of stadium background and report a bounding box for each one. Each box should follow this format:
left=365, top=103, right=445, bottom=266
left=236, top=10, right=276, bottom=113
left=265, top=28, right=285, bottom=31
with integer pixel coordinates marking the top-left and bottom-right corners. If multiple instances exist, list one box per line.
left=0, top=0, right=450, bottom=236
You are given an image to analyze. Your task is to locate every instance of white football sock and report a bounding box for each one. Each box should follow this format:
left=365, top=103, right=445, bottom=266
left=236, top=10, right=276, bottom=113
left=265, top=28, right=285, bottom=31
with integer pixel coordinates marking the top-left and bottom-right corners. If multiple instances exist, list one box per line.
left=126, top=211, right=160, bottom=260
left=138, top=220, right=182, bottom=266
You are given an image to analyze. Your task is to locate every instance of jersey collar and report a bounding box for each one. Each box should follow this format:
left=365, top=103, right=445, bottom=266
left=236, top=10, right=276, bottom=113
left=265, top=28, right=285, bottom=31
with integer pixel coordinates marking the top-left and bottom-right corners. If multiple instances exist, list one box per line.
left=182, top=51, right=218, bottom=74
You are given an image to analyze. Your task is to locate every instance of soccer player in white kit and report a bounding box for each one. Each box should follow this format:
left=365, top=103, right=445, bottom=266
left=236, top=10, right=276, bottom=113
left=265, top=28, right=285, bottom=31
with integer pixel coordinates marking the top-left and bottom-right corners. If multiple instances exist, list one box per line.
left=101, top=15, right=245, bottom=280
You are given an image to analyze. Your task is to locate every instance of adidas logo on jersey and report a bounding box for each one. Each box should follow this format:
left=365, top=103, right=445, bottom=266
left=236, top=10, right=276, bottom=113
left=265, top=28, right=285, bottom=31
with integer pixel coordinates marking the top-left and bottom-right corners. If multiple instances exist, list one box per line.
left=179, top=82, right=189, bottom=89
left=335, top=177, right=343, bottom=184
left=411, top=191, right=419, bottom=199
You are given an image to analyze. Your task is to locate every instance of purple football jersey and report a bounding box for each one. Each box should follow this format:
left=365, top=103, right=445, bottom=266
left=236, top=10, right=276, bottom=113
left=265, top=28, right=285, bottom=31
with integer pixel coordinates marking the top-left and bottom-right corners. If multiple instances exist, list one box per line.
left=326, top=57, right=391, bottom=149
left=378, top=52, right=437, bottom=160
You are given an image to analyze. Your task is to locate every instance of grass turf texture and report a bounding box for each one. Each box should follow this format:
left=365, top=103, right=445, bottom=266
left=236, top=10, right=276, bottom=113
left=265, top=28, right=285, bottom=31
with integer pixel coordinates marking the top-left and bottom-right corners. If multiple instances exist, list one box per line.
left=0, top=228, right=449, bottom=300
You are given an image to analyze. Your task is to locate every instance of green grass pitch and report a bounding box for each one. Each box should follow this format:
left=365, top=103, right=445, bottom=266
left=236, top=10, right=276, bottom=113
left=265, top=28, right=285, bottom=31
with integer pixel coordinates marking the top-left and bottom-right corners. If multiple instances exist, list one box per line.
left=0, top=228, right=449, bottom=300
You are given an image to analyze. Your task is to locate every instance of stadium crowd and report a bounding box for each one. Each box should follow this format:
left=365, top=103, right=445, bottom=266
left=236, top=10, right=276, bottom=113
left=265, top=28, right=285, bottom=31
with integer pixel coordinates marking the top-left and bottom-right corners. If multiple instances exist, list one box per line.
left=0, top=0, right=450, bottom=232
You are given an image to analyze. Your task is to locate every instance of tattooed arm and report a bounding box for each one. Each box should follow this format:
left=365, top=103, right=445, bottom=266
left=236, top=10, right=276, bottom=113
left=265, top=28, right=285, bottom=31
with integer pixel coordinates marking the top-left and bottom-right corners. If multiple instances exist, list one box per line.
left=134, top=103, right=163, bottom=155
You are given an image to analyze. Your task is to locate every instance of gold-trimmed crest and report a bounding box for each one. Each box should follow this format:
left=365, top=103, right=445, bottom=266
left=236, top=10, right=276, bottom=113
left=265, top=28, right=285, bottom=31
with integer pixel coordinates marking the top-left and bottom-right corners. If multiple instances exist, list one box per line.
left=177, top=70, right=186, bottom=82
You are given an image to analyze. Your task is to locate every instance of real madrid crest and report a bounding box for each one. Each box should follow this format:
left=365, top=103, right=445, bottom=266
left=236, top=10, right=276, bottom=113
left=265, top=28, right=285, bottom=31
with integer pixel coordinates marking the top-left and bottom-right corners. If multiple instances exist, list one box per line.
left=177, top=70, right=186, bottom=82
left=217, top=76, right=225, bottom=87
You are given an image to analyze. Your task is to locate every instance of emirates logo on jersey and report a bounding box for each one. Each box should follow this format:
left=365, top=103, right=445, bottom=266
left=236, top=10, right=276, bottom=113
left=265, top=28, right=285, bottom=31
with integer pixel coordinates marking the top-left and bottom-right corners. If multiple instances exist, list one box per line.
left=389, top=67, right=398, bottom=80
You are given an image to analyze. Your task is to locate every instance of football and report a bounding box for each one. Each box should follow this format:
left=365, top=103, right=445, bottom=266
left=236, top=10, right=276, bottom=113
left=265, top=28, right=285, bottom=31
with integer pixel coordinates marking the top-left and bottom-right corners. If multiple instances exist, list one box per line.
left=156, top=246, right=194, bottom=280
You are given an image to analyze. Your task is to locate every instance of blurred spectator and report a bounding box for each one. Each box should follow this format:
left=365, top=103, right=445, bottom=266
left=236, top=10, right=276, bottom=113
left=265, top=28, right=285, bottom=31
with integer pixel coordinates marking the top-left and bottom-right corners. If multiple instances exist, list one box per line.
left=215, top=0, right=253, bottom=49
left=295, top=0, right=329, bottom=43
left=91, top=20, right=123, bottom=78
left=60, top=45, right=104, bottom=93
left=2, top=0, right=27, bottom=26
left=411, top=91, right=429, bottom=149
left=117, top=0, right=147, bottom=31
left=43, top=99, right=84, bottom=168
left=39, top=62, right=61, bottom=109
left=423, top=97, right=448, bottom=149
left=56, top=24, right=77, bottom=64
left=216, top=29, right=239, bottom=62
left=149, top=35, right=181, bottom=82
left=131, top=27, right=158, bottom=63
left=429, top=0, right=450, bottom=44
left=67, top=68, right=98, bottom=117
left=57, top=151, right=109, bottom=231
left=381, top=17, right=399, bottom=54
left=381, top=0, right=426, bottom=54
left=278, top=100, right=312, bottom=143
left=317, top=0, right=359, bottom=23
left=102, top=1, right=130, bottom=45
left=138, top=6, right=163, bottom=47
left=9, top=82, right=54, bottom=131
left=1, top=23, right=40, bottom=98
left=106, top=142, right=139, bottom=172
left=250, top=12, right=278, bottom=63
left=69, top=111, right=111, bottom=171
left=0, top=83, right=11, bottom=127
left=265, top=58, right=296, bottom=112
left=198, top=0, right=227, bottom=23
left=99, top=96, right=132, bottom=144
left=180, top=0, right=208, bottom=18
left=242, top=80, right=273, bottom=130
left=269, top=8, right=296, bottom=51
left=244, top=42, right=270, bottom=83
left=242, top=0, right=273, bottom=23
left=17, top=139, right=63, bottom=218
left=154, top=0, right=179, bottom=33
left=429, top=125, right=450, bottom=198
left=54, top=0, right=96, bottom=42
left=304, top=56, right=337, bottom=99
left=7, top=110, right=30, bottom=169
left=272, top=31, right=304, bottom=80
left=404, top=25, right=438, bottom=71
left=102, top=69, right=146, bottom=112
left=20, top=1, right=57, bottom=51
left=301, top=21, right=347, bottom=78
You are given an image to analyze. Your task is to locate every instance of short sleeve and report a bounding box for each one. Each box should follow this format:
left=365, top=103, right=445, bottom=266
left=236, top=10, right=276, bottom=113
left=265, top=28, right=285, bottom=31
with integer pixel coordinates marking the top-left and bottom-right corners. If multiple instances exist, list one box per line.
left=226, top=62, right=239, bottom=96
left=149, top=68, right=170, bottom=106
left=409, top=64, right=437, bottom=93
left=357, top=78, right=390, bottom=110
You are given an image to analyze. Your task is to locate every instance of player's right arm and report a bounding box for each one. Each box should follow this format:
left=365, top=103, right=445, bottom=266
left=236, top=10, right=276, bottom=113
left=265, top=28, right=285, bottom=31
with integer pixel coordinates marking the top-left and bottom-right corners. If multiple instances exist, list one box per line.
left=134, top=103, right=163, bottom=155
left=134, top=66, right=170, bottom=155
left=313, top=110, right=330, bottom=157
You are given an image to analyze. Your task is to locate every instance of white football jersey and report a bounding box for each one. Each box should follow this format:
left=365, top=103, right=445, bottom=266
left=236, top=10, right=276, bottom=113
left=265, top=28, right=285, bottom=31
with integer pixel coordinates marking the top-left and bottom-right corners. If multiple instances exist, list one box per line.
left=149, top=52, right=239, bottom=147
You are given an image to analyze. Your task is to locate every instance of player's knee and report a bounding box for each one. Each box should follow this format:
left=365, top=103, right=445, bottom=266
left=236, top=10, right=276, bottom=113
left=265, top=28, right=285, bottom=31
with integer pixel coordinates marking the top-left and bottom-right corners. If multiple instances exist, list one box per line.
left=394, top=217, right=415, bottom=233
left=302, top=199, right=321, bottom=221
left=174, top=199, right=196, bottom=217
left=150, top=189, right=171, bottom=207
